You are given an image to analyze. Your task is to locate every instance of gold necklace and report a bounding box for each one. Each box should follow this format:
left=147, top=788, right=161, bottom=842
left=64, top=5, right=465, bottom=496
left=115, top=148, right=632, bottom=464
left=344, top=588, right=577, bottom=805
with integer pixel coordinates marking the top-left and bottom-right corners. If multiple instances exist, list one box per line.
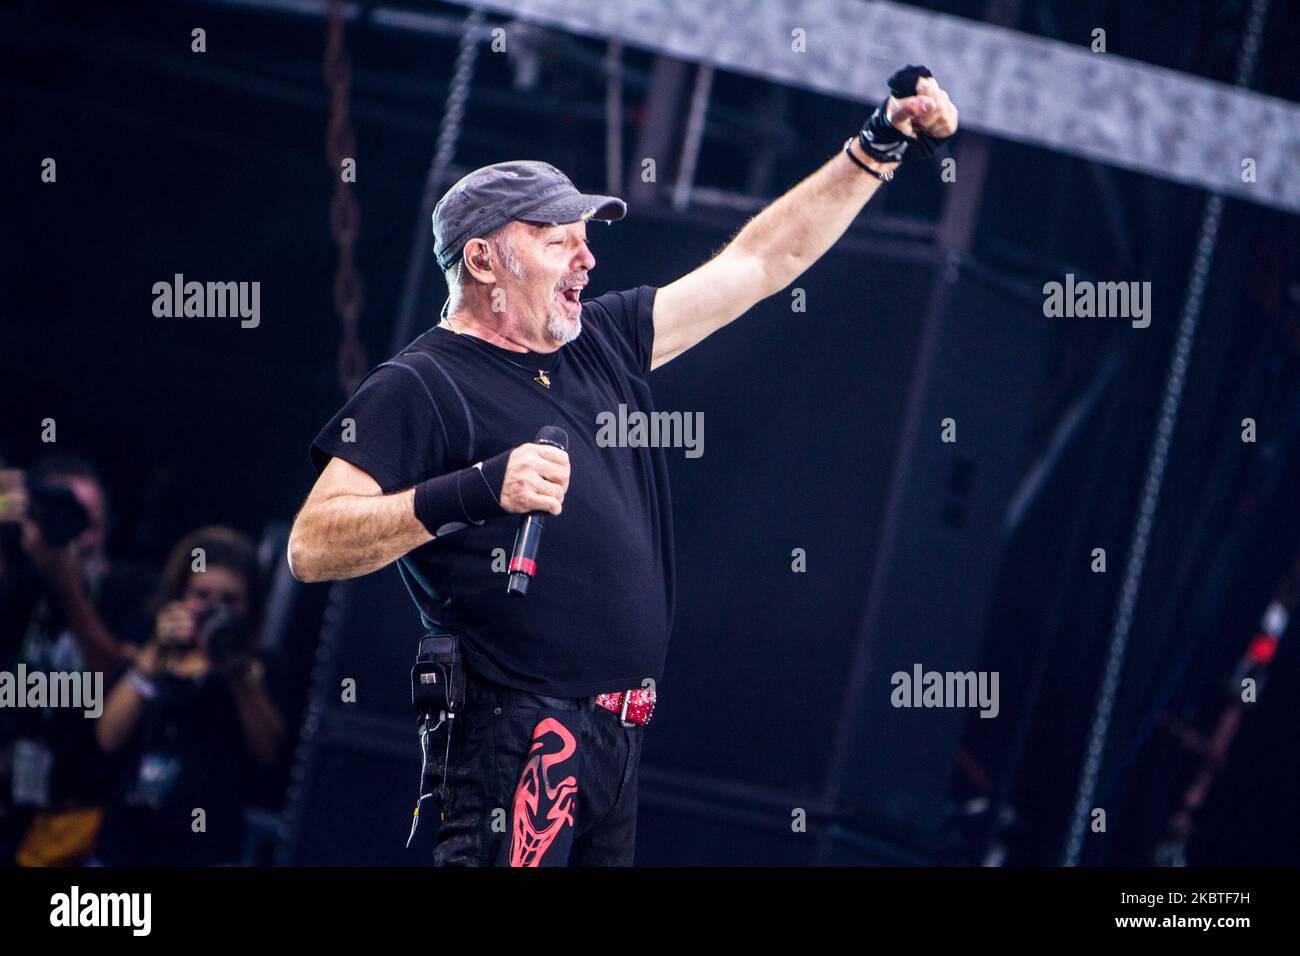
left=442, top=316, right=560, bottom=388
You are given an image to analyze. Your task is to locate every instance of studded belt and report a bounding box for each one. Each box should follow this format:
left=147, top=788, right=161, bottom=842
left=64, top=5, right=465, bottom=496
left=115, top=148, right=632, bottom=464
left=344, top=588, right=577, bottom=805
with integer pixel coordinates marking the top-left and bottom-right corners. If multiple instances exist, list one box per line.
left=593, top=686, right=656, bottom=727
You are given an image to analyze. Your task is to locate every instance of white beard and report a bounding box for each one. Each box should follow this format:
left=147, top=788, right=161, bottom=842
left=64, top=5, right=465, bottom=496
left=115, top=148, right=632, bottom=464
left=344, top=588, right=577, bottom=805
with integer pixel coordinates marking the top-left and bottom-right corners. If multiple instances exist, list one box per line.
left=547, top=308, right=581, bottom=345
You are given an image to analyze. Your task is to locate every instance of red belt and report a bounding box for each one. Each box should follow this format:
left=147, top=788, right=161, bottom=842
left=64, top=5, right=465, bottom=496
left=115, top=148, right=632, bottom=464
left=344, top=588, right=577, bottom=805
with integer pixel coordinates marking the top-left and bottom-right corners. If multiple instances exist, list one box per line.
left=594, top=686, right=656, bottom=726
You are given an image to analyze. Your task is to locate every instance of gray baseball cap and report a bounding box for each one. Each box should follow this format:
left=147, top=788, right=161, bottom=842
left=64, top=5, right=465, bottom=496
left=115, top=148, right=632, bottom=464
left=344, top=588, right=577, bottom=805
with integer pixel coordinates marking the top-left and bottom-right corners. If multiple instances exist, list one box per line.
left=432, top=160, right=627, bottom=271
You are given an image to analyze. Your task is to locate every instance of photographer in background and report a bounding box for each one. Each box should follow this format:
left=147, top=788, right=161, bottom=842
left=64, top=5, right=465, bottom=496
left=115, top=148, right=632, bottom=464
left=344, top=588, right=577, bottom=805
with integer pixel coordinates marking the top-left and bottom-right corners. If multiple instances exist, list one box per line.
left=93, top=526, right=285, bottom=866
left=0, top=454, right=154, bottom=866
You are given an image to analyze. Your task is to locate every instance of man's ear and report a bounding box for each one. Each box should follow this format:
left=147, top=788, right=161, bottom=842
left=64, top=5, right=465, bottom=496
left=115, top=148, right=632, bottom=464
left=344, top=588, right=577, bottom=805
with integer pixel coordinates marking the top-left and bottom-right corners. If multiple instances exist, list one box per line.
left=463, top=240, right=493, bottom=281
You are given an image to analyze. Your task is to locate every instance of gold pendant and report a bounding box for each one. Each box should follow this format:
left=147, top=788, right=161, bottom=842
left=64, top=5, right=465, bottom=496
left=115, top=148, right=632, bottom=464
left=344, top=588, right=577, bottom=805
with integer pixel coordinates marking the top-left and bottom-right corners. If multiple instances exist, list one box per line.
left=534, top=370, right=551, bottom=388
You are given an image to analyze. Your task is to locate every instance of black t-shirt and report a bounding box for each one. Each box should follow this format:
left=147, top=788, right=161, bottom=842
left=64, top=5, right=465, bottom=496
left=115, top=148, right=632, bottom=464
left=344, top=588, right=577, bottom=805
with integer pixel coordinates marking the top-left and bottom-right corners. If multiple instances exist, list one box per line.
left=310, top=286, right=674, bottom=696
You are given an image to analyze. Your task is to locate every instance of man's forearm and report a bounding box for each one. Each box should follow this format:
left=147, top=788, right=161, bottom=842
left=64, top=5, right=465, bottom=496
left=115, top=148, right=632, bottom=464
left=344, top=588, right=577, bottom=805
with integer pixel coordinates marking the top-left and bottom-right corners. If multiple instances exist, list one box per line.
left=228, top=668, right=286, bottom=766
left=96, top=674, right=147, bottom=753
left=288, top=489, right=432, bottom=582
left=50, top=573, right=131, bottom=673
left=730, top=138, right=892, bottom=295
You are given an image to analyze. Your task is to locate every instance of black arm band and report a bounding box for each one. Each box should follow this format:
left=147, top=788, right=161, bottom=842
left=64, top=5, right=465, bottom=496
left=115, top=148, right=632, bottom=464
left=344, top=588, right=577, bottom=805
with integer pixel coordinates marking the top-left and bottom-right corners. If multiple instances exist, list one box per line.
left=413, top=450, right=510, bottom=537
left=858, top=64, right=948, bottom=163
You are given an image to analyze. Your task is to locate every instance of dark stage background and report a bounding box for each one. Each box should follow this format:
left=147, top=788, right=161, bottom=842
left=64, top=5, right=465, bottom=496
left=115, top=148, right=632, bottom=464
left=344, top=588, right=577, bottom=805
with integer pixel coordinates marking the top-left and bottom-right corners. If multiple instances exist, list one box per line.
left=3, top=0, right=1299, bottom=866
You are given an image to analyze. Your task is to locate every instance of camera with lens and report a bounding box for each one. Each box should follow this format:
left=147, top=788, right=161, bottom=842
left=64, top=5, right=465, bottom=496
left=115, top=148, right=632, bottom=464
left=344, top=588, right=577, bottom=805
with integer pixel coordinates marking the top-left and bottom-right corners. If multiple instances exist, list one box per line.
left=25, top=479, right=90, bottom=548
left=194, top=599, right=250, bottom=663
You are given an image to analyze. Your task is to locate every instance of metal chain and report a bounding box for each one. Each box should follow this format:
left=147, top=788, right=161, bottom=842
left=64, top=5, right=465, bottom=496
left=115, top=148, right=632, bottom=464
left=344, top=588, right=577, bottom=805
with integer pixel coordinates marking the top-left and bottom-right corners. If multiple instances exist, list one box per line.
left=325, top=0, right=367, bottom=394
left=1059, top=0, right=1271, bottom=867
left=392, top=6, right=485, bottom=349
left=425, top=7, right=485, bottom=212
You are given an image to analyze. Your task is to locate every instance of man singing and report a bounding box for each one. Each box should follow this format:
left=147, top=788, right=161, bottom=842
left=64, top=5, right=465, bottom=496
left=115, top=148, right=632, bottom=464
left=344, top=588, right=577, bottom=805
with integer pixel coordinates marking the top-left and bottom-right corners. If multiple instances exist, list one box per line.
left=288, top=67, right=958, bottom=866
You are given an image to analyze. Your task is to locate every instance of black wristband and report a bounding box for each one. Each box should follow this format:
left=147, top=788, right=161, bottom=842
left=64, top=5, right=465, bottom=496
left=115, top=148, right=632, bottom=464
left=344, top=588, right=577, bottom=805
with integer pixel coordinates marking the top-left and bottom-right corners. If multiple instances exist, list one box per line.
left=859, top=102, right=922, bottom=163
left=413, top=450, right=510, bottom=537
left=858, top=63, right=948, bottom=163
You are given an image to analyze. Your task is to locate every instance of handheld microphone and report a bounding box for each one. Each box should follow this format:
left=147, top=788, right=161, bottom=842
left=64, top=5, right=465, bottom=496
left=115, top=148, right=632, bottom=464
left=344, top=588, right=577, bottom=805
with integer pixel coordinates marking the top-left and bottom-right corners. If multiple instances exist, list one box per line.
left=507, top=426, right=568, bottom=596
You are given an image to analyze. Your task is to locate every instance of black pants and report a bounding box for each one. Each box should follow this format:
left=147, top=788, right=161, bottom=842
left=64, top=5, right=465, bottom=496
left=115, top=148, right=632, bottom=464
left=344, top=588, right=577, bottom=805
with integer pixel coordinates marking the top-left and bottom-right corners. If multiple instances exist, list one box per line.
left=428, top=675, right=643, bottom=866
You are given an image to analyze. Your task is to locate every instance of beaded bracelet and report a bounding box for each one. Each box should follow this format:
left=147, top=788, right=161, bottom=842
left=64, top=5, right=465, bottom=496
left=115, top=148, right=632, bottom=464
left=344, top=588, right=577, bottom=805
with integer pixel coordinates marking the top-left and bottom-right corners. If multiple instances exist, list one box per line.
left=843, top=137, right=894, bottom=182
